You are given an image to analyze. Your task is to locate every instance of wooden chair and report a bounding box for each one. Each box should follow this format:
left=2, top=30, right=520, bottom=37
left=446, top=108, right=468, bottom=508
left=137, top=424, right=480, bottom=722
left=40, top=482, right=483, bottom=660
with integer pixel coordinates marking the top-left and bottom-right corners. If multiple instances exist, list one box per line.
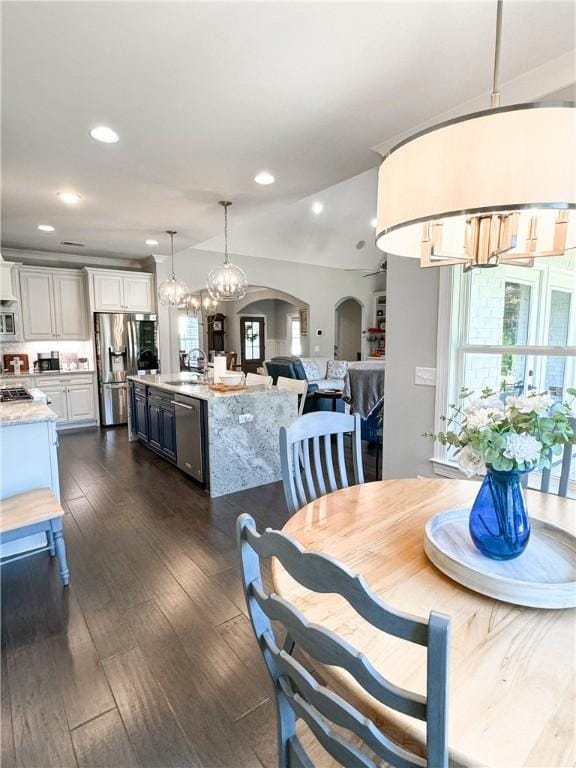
left=246, top=372, right=273, bottom=387
left=0, top=488, right=70, bottom=585
left=237, top=514, right=450, bottom=768
left=226, top=351, right=238, bottom=370
left=280, top=412, right=364, bottom=516
left=277, top=376, right=308, bottom=417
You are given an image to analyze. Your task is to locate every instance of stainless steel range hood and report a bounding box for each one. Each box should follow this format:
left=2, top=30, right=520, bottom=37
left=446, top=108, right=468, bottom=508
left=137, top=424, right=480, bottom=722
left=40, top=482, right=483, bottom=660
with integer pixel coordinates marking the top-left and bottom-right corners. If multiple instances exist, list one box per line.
left=0, top=254, right=18, bottom=303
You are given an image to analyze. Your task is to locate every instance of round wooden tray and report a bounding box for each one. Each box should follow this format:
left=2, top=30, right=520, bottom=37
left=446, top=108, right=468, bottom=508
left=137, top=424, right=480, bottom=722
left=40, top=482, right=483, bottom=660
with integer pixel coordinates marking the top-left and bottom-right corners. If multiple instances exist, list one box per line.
left=424, top=509, right=576, bottom=609
left=208, top=383, right=246, bottom=392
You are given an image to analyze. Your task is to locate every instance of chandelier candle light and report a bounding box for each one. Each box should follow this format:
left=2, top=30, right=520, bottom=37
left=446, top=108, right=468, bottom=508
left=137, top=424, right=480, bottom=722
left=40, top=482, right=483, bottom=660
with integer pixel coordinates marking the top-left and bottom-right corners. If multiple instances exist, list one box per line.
left=207, top=201, right=248, bottom=301
left=376, top=1, right=575, bottom=270
left=158, top=230, right=189, bottom=306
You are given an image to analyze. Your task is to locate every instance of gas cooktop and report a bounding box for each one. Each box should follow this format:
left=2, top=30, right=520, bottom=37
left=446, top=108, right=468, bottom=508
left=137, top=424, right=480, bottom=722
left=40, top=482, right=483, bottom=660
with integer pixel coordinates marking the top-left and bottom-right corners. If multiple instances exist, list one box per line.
left=0, top=387, right=33, bottom=402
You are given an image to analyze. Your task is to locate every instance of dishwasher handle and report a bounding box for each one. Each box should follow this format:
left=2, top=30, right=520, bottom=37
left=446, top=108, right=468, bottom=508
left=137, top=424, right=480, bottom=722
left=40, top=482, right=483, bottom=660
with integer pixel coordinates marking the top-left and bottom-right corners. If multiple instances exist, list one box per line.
left=171, top=400, right=197, bottom=410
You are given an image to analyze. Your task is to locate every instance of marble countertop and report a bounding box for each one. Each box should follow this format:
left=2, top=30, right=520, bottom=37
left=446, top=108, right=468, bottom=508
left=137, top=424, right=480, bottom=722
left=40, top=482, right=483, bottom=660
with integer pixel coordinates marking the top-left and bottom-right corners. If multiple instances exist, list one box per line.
left=0, top=389, right=57, bottom=427
left=0, top=370, right=95, bottom=379
left=128, top=373, right=291, bottom=401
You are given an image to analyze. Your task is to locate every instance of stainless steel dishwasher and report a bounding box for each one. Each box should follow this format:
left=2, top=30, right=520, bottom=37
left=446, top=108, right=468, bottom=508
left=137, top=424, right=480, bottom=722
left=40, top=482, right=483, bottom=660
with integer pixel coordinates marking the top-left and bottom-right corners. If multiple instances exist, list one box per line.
left=172, top=394, right=205, bottom=483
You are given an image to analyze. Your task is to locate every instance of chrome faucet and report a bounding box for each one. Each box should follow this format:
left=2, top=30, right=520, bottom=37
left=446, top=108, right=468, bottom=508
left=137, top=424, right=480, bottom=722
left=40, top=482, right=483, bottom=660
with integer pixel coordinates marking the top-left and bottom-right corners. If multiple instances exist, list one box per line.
left=189, top=348, right=207, bottom=373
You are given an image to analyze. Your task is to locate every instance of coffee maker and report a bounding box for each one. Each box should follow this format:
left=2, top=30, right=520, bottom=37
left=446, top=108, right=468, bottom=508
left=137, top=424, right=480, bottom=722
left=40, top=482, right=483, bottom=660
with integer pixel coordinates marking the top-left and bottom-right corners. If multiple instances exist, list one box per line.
left=36, top=352, right=60, bottom=372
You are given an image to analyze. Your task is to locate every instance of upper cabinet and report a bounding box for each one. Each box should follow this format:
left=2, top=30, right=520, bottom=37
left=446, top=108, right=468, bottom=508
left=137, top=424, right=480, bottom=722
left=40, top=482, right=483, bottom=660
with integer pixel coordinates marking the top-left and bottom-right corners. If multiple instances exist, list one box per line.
left=87, top=269, right=155, bottom=313
left=20, top=267, right=89, bottom=341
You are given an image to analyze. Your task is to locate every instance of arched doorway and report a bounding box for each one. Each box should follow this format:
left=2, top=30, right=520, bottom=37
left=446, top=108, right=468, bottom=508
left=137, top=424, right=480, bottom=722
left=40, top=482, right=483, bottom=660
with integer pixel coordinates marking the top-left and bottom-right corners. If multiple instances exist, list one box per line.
left=334, top=297, right=363, bottom=361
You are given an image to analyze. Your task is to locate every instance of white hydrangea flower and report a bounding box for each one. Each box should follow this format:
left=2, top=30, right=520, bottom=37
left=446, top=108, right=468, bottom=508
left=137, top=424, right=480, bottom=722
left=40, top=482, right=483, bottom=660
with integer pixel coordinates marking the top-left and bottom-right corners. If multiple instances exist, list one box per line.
left=506, top=393, right=553, bottom=416
left=464, top=395, right=504, bottom=415
left=457, top=444, right=486, bottom=478
left=465, top=407, right=504, bottom=431
left=503, top=433, right=542, bottom=464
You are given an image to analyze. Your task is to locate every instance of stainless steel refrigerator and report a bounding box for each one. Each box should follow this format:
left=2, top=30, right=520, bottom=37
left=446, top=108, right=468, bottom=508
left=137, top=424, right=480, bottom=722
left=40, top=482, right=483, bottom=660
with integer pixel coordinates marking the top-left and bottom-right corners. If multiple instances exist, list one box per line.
left=94, top=313, right=159, bottom=426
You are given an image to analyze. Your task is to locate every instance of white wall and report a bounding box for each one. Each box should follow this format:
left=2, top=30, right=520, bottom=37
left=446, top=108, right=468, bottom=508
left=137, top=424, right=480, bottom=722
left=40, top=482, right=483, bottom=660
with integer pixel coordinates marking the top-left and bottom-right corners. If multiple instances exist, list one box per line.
left=158, top=248, right=380, bottom=372
left=381, top=255, right=439, bottom=478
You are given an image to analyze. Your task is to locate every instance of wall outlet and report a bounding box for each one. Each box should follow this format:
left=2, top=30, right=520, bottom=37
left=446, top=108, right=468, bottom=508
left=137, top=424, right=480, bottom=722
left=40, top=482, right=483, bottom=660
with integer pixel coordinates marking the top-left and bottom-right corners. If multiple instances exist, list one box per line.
left=314, top=345, right=320, bottom=352
left=238, top=413, right=254, bottom=424
left=414, top=367, right=437, bottom=386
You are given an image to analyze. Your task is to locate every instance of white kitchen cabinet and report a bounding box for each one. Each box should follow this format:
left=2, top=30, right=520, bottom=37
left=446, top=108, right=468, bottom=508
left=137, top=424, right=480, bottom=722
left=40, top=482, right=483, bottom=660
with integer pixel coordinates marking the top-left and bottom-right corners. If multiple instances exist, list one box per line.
left=89, top=270, right=155, bottom=312
left=20, top=270, right=55, bottom=339
left=36, top=374, right=97, bottom=428
left=20, top=267, right=88, bottom=341
left=53, top=273, right=88, bottom=339
left=93, top=273, right=125, bottom=311
left=41, top=384, right=68, bottom=423
left=124, top=274, right=154, bottom=311
left=66, top=383, right=96, bottom=422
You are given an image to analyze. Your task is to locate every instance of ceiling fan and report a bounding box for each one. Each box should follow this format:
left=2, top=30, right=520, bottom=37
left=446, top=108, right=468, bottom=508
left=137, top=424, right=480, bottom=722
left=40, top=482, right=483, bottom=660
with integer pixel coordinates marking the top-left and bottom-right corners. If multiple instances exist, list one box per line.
left=362, top=258, right=387, bottom=277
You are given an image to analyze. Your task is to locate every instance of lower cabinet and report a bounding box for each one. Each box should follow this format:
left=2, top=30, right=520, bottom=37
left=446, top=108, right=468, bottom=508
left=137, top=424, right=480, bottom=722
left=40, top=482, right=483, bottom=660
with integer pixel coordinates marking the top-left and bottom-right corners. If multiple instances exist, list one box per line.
left=39, top=376, right=97, bottom=428
left=130, top=383, right=176, bottom=463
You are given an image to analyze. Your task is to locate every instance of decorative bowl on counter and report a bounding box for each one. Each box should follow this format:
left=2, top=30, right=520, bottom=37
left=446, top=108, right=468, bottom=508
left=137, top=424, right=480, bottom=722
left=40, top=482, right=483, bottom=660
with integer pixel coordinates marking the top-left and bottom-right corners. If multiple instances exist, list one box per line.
left=219, top=372, right=244, bottom=386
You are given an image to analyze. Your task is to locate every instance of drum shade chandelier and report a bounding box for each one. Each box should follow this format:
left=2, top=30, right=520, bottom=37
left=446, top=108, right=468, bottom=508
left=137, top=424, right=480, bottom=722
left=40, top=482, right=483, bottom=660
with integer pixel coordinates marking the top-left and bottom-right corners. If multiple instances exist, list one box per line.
left=157, top=230, right=189, bottom=306
left=376, top=1, right=575, bottom=270
left=207, top=201, right=248, bottom=301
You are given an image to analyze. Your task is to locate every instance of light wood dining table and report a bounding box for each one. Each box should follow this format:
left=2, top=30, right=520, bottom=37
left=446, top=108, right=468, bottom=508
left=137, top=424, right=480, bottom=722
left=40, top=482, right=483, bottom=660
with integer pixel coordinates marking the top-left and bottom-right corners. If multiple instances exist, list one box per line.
left=271, top=478, right=576, bottom=768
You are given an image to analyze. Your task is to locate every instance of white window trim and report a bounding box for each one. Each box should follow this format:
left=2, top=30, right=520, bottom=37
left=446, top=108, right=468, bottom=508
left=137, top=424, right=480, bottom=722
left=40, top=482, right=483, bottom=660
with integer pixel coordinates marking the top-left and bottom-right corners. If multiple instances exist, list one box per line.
left=431, top=261, right=576, bottom=478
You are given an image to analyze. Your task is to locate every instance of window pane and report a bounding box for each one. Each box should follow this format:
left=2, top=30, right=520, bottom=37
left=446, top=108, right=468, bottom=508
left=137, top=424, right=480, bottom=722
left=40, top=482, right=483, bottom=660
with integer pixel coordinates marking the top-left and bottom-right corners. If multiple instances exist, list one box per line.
left=244, top=321, right=261, bottom=361
left=466, top=270, right=533, bottom=345
left=290, top=317, right=301, bottom=356
left=462, top=352, right=574, bottom=401
left=179, top=315, right=200, bottom=359
left=544, top=290, right=572, bottom=400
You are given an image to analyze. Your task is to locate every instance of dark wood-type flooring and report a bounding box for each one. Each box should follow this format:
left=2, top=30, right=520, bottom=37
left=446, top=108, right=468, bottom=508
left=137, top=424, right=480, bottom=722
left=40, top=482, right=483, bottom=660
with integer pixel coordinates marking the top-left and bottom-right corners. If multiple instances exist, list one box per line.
left=1, top=427, right=379, bottom=768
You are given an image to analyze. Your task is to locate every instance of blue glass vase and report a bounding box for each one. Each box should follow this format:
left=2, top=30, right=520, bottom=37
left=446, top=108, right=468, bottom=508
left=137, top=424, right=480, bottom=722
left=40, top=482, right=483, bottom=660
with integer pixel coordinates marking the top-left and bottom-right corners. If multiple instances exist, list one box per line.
left=469, top=467, right=530, bottom=560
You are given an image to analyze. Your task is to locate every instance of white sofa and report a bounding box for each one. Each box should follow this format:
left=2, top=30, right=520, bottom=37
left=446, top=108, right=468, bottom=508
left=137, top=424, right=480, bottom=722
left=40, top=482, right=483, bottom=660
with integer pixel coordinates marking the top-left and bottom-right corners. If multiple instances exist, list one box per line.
left=299, top=357, right=348, bottom=391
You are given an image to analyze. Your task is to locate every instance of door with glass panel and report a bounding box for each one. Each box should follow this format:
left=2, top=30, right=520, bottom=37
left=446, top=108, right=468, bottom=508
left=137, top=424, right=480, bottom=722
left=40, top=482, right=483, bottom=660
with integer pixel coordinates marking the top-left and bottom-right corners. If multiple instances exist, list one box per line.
left=240, top=317, right=265, bottom=374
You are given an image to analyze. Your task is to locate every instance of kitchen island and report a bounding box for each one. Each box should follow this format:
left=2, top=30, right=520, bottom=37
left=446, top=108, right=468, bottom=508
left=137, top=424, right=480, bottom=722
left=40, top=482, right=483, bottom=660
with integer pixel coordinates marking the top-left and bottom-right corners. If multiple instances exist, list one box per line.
left=127, top=373, right=298, bottom=497
left=0, top=391, right=60, bottom=557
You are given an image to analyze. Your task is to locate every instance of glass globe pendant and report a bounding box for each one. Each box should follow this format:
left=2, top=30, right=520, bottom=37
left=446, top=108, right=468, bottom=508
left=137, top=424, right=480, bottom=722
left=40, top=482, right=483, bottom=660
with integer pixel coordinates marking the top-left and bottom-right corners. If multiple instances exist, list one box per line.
left=158, top=230, right=189, bottom=306
left=207, top=201, right=248, bottom=301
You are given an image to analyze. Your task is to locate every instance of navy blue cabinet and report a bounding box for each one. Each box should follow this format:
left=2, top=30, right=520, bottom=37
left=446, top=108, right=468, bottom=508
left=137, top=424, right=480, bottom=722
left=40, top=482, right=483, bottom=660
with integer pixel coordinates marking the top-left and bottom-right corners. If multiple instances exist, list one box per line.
left=130, top=382, right=176, bottom=463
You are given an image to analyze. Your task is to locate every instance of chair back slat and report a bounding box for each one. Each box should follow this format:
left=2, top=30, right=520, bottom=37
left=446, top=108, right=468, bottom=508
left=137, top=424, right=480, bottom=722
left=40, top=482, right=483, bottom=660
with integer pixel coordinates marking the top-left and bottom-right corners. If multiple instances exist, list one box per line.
left=292, top=443, right=308, bottom=511
left=280, top=412, right=364, bottom=515
left=245, top=524, right=428, bottom=644
left=237, top=515, right=450, bottom=768
left=323, top=433, right=338, bottom=493
left=273, top=641, right=425, bottom=768
left=336, top=432, right=348, bottom=489
left=252, top=586, right=426, bottom=719
left=302, top=439, right=318, bottom=502
left=312, top=436, right=327, bottom=497
left=286, top=689, right=377, bottom=768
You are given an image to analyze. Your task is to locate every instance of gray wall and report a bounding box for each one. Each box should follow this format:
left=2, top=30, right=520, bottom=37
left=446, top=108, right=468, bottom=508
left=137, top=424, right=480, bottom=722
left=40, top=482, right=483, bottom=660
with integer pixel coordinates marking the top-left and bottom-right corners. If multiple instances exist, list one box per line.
left=382, top=255, right=439, bottom=478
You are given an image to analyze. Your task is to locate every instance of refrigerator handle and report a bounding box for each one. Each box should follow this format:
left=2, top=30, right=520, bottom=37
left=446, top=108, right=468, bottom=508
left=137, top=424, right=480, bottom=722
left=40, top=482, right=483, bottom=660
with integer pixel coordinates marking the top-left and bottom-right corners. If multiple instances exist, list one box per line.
left=127, top=316, right=137, bottom=374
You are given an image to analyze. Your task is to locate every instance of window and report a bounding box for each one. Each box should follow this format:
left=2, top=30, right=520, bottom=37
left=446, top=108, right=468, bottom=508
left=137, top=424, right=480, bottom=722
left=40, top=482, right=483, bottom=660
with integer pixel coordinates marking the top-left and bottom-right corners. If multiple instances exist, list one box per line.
left=435, top=253, right=576, bottom=492
left=179, top=314, right=200, bottom=363
left=290, top=315, right=302, bottom=356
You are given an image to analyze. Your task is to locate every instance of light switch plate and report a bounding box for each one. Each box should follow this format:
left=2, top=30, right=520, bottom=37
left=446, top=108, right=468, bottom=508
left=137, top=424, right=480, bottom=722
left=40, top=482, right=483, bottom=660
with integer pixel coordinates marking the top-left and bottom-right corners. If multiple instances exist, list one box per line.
left=314, top=345, right=320, bottom=352
left=414, top=367, right=437, bottom=386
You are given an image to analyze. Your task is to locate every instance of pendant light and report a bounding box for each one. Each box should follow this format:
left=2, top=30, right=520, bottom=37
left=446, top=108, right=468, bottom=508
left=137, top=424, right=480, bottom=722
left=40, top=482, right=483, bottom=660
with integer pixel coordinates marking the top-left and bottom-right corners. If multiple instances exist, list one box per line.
left=376, top=0, right=575, bottom=270
left=158, top=230, right=189, bottom=306
left=207, top=201, right=248, bottom=301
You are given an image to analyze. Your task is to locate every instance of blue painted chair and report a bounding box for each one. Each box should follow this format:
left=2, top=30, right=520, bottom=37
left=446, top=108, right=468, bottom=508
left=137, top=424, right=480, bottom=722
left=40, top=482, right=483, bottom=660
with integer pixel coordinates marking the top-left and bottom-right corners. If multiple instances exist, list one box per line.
left=237, top=515, right=450, bottom=767
left=280, top=412, right=364, bottom=516
left=0, top=488, right=70, bottom=585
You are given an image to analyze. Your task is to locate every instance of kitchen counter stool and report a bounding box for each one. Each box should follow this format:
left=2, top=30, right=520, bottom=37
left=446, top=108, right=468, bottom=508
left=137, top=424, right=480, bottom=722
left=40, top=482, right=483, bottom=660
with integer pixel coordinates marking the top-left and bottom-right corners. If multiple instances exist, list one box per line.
left=0, top=487, right=70, bottom=585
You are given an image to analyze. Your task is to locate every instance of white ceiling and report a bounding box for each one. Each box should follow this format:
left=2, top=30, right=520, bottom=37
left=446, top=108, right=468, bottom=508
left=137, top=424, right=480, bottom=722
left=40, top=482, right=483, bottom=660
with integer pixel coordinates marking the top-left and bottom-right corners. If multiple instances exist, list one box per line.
left=1, top=1, right=574, bottom=266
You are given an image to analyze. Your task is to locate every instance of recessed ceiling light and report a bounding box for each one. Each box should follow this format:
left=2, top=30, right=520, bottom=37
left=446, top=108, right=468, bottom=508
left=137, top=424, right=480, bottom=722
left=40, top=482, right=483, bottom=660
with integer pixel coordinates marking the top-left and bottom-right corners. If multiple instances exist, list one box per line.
left=57, top=191, right=82, bottom=205
left=371, top=218, right=378, bottom=229
left=254, top=171, right=275, bottom=186
left=311, top=201, right=324, bottom=215
left=145, top=239, right=159, bottom=246
left=90, top=125, right=119, bottom=144
left=38, top=224, right=55, bottom=232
